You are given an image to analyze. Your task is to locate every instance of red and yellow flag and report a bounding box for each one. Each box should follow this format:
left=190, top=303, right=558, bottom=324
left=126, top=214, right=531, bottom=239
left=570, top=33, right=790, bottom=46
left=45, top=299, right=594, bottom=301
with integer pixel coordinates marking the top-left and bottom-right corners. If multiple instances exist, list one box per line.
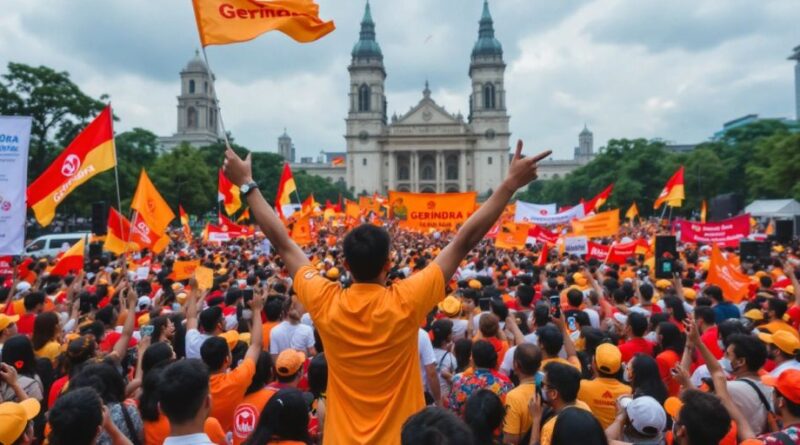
left=236, top=208, right=250, bottom=223
left=275, top=163, right=297, bottom=220
left=706, top=244, right=750, bottom=303
left=331, top=156, right=344, bottom=166
left=494, top=223, right=529, bottom=250
left=583, top=183, right=614, bottom=213
left=653, top=166, right=685, bottom=209
left=131, top=170, right=175, bottom=235
left=129, top=213, right=166, bottom=253
left=625, top=202, right=639, bottom=221
left=700, top=199, right=707, bottom=223
left=191, top=0, right=335, bottom=46
left=179, top=205, right=193, bottom=242
left=571, top=209, right=620, bottom=238
left=49, top=238, right=85, bottom=276
left=27, top=106, right=116, bottom=226
left=218, top=169, right=242, bottom=215
left=104, top=207, right=139, bottom=255
left=301, top=193, right=319, bottom=216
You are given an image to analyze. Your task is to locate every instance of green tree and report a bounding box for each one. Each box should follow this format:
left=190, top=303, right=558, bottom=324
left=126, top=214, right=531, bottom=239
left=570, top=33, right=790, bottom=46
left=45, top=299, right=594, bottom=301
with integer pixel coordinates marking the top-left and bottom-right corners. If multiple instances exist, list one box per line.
left=0, top=62, right=108, bottom=179
left=149, top=143, right=215, bottom=216
left=747, top=133, right=800, bottom=201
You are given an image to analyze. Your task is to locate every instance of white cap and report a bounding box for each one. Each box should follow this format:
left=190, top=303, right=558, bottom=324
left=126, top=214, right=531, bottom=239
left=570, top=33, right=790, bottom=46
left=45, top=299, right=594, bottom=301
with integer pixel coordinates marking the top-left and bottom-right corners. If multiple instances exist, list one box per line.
left=224, top=313, right=238, bottom=331
left=613, top=313, right=628, bottom=325
left=137, top=296, right=152, bottom=310
left=16, top=281, right=32, bottom=293
left=625, top=396, right=666, bottom=436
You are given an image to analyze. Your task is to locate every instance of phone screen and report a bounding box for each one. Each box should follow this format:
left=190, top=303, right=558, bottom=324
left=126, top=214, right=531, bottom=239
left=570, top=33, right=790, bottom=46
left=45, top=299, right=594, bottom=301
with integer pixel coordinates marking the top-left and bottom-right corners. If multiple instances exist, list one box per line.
left=549, top=295, right=561, bottom=318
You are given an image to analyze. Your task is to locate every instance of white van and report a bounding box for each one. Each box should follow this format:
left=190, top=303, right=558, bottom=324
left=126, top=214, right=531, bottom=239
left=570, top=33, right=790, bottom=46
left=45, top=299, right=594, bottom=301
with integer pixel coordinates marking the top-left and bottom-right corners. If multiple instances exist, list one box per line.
left=24, top=232, right=90, bottom=258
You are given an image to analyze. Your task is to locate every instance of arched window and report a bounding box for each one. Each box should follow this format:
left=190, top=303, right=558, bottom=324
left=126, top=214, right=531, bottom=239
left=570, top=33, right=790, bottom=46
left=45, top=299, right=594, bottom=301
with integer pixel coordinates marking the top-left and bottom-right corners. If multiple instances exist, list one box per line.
left=189, top=79, right=196, bottom=94
left=420, top=155, right=435, bottom=180
left=398, top=165, right=410, bottom=180
left=483, top=83, right=496, bottom=109
left=358, top=84, right=371, bottom=112
left=446, top=155, right=458, bottom=180
left=422, top=166, right=434, bottom=180
left=487, top=156, right=493, bottom=165
left=187, top=107, right=197, bottom=128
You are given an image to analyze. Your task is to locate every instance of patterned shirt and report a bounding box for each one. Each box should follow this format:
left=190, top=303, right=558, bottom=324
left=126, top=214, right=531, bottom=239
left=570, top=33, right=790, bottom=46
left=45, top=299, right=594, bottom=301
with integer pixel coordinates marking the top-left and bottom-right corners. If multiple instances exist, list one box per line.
left=446, top=368, right=513, bottom=416
left=759, top=424, right=800, bottom=444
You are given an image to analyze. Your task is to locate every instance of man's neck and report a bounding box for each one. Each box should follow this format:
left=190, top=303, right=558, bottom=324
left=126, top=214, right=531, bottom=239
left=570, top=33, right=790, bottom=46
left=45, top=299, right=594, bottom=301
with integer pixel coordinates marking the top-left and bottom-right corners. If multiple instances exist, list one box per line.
left=779, top=413, right=800, bottom=427
left=517, top=374, right=535, bottom=384
left=169, top=419, right=206, bottom=437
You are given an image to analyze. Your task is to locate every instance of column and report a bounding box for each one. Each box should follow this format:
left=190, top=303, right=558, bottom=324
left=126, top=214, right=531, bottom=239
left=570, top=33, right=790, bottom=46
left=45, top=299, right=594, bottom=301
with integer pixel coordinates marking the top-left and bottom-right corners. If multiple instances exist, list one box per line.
left=411, top=151, right=418, bottom=192
left=436, top=151, right=443, bottom=192
left=459, top=149, right=467, bottom=192
left=387, top=151, right=396, bottom=191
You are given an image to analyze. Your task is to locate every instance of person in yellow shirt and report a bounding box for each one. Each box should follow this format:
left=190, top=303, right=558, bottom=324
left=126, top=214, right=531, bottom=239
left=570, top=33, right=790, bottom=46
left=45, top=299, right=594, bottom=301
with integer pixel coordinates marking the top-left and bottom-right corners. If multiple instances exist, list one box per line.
left=577, top=343, right=632, bottom=429
left=761, top=299, right=800, bottom=341
left=502, top=344, right=542, bottom=444
left=529, top=361, right=592, bottom=445
left=223, top=142, right=551, bottom=445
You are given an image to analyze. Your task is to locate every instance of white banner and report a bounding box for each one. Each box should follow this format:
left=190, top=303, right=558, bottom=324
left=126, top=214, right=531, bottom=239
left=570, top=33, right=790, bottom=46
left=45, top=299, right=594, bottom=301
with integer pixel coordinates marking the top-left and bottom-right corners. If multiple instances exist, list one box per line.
left=0, top=116, right=32, bottom=255
left=564, top=236, right=588, bottom=256
left=514, top=201, right=557, bottom=223
left=515, top=201, right=584, bottom=225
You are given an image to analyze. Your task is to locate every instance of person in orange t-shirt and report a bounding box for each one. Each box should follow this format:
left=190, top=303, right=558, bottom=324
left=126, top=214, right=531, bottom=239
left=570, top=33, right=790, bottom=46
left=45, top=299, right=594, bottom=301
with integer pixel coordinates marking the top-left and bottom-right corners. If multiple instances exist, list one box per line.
left=261, top=296, right=284, bottom=350
left=655, top=322, right=683, bottom=397
left=232, top=350, right=305, bottom=445
left=223, top=140, right=550, bottom=444
left=201, top=294, right=264, bottom=433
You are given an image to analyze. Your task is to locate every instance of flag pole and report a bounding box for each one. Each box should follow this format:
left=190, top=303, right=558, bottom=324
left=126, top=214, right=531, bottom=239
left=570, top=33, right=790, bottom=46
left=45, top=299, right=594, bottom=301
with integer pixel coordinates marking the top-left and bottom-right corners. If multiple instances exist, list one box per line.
left=200, top=47, right=232, bottom=150
left=109, top=103, right=128, bottom=270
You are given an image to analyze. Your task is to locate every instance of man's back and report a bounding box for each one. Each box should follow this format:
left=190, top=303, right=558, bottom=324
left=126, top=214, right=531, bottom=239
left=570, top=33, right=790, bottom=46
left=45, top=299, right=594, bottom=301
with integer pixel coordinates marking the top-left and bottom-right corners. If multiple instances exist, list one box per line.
left=292, top=263, right=445, bottom=445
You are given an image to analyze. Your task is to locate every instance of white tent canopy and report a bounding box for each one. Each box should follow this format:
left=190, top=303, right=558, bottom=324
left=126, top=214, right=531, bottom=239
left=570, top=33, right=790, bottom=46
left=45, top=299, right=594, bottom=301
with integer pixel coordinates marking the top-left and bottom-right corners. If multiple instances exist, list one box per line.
left=744, top=199, right=800, bottom=218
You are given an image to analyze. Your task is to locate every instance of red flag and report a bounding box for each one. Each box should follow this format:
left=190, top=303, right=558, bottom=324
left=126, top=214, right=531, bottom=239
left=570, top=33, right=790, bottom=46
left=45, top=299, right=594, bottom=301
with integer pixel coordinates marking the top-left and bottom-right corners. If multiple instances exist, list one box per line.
left=49, top=239, right=85, bottom=276
left=104, top=207, right=139, bottom=255
left=275, top=163, right=297, bottom=220
left=218, top=169, right=241, bottom=215
left=536, top=244, right=550, bottom=266
left=654, top=166, right=685, bottom=209
left=583, top=184, right=614, bottom=214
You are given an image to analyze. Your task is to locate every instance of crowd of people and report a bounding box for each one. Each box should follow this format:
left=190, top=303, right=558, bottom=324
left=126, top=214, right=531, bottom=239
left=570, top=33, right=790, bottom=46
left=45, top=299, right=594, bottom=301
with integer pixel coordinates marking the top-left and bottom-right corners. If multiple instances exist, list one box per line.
left=1, top=147, right=799, bottom=445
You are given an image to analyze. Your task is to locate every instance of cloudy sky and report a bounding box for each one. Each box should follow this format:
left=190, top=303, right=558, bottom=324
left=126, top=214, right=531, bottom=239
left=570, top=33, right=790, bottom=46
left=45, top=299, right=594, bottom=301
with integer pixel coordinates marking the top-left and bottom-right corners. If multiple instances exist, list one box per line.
left=2, top=0, right=798, bottom=159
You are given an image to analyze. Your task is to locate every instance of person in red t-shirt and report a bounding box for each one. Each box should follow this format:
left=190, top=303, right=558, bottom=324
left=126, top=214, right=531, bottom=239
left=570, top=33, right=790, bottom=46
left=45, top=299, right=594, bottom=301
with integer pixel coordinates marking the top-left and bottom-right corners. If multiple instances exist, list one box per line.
left=618, top=312, right=655, bottom=363
left=694, top=306, right=723, bottom=366
left=16, top=292, right=46, bottom=336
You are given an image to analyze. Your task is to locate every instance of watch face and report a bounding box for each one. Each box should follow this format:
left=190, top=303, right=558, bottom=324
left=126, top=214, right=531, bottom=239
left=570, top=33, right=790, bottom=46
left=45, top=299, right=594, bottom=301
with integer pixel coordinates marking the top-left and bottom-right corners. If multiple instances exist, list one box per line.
left=241, top=184, right=250, bottom=194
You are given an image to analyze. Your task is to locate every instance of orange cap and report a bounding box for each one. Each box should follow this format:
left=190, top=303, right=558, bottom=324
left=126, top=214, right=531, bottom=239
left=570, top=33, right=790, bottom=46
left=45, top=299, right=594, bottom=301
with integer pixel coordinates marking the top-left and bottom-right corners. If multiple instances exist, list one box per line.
left=762, top=369, right=800, bottom=404
left=275, top=350, right=306, bottom=377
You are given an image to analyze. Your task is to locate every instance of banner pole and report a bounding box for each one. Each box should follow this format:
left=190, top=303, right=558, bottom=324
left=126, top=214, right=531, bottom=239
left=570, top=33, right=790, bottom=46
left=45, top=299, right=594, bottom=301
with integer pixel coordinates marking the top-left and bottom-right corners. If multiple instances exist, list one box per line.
left=200, top=47, right=232, bottom=150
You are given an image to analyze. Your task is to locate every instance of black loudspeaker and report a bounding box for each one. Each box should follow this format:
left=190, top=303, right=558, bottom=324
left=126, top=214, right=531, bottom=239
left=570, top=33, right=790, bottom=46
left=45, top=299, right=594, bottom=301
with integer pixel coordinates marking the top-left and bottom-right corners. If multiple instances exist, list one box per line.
left=88, top=242, right=103, bottom=260
left=740, top=241, right=770, bottom=263
left=709, top=193, right=742, bottom=222
left=655, top=235, right=677, bottom=278
left=91, top=201, right=107, bottom=235
left=775, top=220, right=793, bottom=244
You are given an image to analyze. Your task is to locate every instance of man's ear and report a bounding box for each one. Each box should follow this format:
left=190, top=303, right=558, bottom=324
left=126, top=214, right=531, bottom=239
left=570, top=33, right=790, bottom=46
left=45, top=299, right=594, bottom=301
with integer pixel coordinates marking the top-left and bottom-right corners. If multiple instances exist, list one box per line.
left=383, top=258, right=392, bottom=272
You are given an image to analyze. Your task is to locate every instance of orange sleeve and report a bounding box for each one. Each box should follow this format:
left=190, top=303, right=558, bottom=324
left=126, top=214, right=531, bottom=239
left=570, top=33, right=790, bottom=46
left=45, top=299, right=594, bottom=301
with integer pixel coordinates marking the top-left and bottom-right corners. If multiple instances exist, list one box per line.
left=231, top=356, right=257, bottom=388
left=396, top=263, right=446, bottom=322
left=292, top=265, right=339, bottom=317
left=205, top=417, right=227, bottom=445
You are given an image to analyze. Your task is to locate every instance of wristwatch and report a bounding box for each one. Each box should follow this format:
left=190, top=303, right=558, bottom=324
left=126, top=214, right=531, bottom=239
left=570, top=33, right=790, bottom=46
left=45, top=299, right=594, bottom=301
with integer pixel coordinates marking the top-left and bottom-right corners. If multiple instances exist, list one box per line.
left=240, top=181, right=259, bottom=197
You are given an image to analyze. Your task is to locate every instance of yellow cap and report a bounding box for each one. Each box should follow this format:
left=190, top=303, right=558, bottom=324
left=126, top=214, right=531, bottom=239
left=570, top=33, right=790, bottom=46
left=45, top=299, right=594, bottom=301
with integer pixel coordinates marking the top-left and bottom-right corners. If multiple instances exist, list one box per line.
left=137, top=313, right=151, bottom=326
left=0, top=399, right=40, bottom=445
left=468, top=279, right=482, bottom=290
left=655, top=279, right=672, bottom=290
left=595, top=343, right=622, bottom=374
left=0, top=314, right=20, bottom=331
left=438, top=296, right=462, bottom=317
left=218, top=330, right=240, bottom=350
left=758, top=330, right=800, bottom=355
left=683, top=288, right=696, bottom=300
left=744, top=309, right=764, bottom=321
left=325, top=267, right=340, bottom=280
left=176, top=292, right=188, bottom=304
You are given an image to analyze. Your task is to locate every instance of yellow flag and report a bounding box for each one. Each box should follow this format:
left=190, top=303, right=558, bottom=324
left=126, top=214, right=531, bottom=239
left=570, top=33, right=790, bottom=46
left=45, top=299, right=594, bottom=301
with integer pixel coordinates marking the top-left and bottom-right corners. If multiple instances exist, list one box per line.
left=131, top=170, right=175, bottom=235
left=625, top=203, right=639, bottom=220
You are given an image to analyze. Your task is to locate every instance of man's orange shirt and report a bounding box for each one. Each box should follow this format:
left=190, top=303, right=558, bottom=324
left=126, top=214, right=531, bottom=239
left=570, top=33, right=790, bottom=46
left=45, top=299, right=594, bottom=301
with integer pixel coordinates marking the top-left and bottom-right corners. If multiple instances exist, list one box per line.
left=293, top=263, right=446, bottom=445
left=209, top=357, right=256, bottom=433
left=577, top=377, right=632, bottom=429
left=261, top=320, right=281, bottom=352
left=232, top=386, right=279, bottom=445
left=143, top=415, right=227, bottom=445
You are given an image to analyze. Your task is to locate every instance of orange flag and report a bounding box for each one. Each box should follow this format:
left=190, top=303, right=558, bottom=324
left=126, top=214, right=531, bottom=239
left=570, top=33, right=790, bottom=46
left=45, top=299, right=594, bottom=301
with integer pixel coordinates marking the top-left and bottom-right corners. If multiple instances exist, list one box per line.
left=179, top=205, right=193, bottom=242
left=218, top=169, right=242, bottom=215
left=331, top=156, right=344, bottom=166
left=706, top=244, right=750, bottom=303
left=27, top=106, right=116, bottom=226
left=653, top=166, right=685, bottom=209
left=291, top=213, right=314, bottom=246
left=104, top=207, right=140, bottom=255
left=191, top=0, right=335, bottom=46
left=275, top=163, right=297, bottom=220
left=131, top=169, right=175, bottom=235
left=301, top=193, right=318, bottom=216
left=495, top=223, right=529, bottom=250
left=130, top=213, right=165, bottom=253
left=571, top=209, right=620, bottom=238
left=700, top=200, right=707, bottom=223
left=170, top=260, right=201, bottom=281
left=583, top=183, right=614, bottom=213
left=625, top=203, right=639, bottom=221
left=345, top=200, right=360, bottom=219
left=49, top=239, right=85, bottom=276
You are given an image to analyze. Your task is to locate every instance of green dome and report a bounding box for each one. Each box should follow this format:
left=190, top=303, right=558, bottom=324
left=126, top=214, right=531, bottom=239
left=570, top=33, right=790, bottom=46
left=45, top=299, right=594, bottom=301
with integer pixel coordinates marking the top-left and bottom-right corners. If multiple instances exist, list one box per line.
left=352, top=1, right=383, bottom=60
left=471, top=0, right=502, bottom=58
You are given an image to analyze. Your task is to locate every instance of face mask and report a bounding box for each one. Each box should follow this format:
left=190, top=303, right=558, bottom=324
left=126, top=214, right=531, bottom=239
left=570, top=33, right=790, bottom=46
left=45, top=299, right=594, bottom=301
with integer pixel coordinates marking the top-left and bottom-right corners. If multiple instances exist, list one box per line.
left=242, top=309, right=253, bottom=320
left=541, top=388, right=550, bottom=403
left=623, top=366, right=632, bottom=383
left=718, top=357, right=733, bottom=373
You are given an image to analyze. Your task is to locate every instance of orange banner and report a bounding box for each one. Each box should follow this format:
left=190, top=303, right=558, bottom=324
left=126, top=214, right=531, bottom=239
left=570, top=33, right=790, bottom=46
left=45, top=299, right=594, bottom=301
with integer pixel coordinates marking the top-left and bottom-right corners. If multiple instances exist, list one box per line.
left=494, top=223, right=529, bottom=250
left=571, top=209, right=620, bottom=238
left=170, top=260, right=200, bottom=281
left=291, top=214, right=315, bottom=246
left=707, top=244, right=750, bottom=303
left=388, top=191, right=476, bottom=231
left=345, top=200, right=360, bottom=219
left=192, top=0, right=335, bottom=46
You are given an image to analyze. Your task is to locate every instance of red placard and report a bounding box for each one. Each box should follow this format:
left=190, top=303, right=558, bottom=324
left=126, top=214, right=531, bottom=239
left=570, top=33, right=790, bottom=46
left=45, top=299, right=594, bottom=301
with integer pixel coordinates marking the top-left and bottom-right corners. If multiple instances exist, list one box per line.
left=676, top=214, right=750, bottom=247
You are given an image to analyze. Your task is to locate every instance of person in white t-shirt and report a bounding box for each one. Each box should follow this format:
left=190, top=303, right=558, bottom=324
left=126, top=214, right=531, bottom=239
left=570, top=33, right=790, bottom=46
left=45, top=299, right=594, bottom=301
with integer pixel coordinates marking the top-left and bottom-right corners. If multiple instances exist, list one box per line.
left=418, top=328, right=441, bottom=406
left=184, top=286, right=224, bottom=359
left=270, top=318, right=316, bottom=357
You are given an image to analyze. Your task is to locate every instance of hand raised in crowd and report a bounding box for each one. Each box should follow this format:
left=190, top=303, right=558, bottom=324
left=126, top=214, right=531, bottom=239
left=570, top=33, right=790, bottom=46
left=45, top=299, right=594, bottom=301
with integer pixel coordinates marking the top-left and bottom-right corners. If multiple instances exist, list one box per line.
left=684, top=313, right=701, bottom=347
left=223, top=147, right=253, bottom=187
left=0, top=362, right=19, bottom=386
left=503, top=140, right=552, bottom=191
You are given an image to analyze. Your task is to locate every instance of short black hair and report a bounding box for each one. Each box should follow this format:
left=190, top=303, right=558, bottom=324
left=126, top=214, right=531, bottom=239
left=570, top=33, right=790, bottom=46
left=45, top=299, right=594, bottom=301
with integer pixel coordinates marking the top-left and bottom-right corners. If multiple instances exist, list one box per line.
left=199, top=306, right=223, bottom=332
left=48, top=387, right=104, bottom=445
left=264, top=296, right=285, bottom=322
left=640, top=284, right=654, bottom=302
left=679, top=389, right=731, bottom=445
left=727, top=333, right=767, bottom=372
left=79, top=320, right=105, bottom=340
left=401, top=407, right=474, bottom=445
left=69, top=362, right=126, bottom=404
left=694, top=306, right=715, bottom=326
left=342, top=224, right=391, bottom=281
left=246, top=352, right=274, bottom=395
left=431, top=319, right=454, bottom=349
left=516, top=285, right=535, bottom=308
left=533, top=302, right=550, bottom=327
left=514, top=343, right=542, bottom=376
left=538, top=325, right=564, bottom=356
left=768, top=298, right=788, bottom=319
left=23, top=291, right=45, bottom=311
left=543, top=361, right=581, bottom=403
left=471, top=340, right=498, bottom=369
left=566, top=289, right=583, bottom=307
left=159, top=359, right=209, bottom=425
left=200, top=336, right=230, bottom=371
left=95, top=306, right=116, bottom=326
left=627, top=312, right=648, bottom=337
left=703, top=285, right=724, bottom=302
left=464, top=390, right=505, bottom=445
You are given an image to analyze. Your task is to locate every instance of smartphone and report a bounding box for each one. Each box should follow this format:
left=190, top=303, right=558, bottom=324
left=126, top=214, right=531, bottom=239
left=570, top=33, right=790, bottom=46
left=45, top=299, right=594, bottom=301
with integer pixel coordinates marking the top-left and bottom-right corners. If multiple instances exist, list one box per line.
left=567, top=316, right=577, bottom=331
left=478, top=298, right=491, bottom=312
left=549, top=295, right=561, bottom=318
left=141, top=325, right=155, bottom=337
